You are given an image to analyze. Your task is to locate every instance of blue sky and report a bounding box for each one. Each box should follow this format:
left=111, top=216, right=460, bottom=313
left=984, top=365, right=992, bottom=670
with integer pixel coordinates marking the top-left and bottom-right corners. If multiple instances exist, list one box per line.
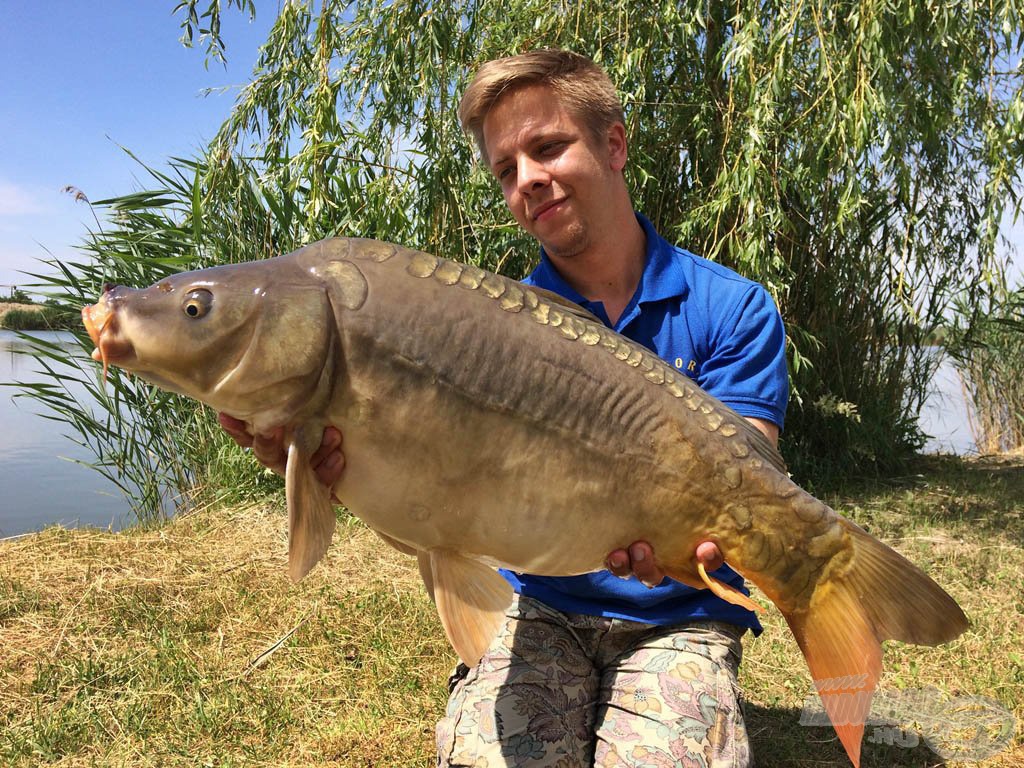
left=1, top=3, right=1020, bottom=295
left=0, top=1, right=272, bottom=292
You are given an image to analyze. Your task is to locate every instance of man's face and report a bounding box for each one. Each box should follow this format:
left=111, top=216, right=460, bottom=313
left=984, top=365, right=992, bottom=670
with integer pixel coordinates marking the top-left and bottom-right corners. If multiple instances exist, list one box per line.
left=481, top=84, right=626, bottom=260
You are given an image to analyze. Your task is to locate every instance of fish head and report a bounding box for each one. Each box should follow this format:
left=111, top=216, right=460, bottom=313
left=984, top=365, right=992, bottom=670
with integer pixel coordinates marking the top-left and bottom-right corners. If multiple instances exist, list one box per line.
left=82, top=258, right=337, bottom=427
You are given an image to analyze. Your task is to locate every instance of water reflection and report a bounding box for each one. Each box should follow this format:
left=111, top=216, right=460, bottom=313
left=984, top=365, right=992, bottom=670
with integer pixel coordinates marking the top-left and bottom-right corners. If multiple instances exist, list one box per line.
left=0, top=330, right=133, bottom=537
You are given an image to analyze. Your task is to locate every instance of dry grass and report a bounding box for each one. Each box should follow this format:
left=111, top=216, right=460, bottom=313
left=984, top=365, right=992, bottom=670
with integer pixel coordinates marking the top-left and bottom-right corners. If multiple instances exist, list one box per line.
left=0, top=504, right=452, bottom=766
left=1, top=455, right=1021, bottom=766
left=0, top=302, right=43, bottom=320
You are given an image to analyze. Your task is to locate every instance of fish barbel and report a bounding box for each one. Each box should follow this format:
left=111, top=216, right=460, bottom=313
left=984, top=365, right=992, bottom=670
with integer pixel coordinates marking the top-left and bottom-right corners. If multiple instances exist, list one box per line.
left=82, top=238, right=968, bottom=767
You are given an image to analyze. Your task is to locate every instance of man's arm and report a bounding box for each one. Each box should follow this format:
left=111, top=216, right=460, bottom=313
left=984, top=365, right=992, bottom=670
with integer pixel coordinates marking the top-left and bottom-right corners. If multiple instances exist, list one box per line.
left=746, top=416, right=779, bottom=446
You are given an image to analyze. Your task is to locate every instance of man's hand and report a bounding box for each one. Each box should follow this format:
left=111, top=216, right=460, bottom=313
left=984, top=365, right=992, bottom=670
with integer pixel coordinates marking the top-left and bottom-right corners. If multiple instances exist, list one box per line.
left=217, top=413, right=346, bottom=488
left=605, top=540, right=724, bottom=588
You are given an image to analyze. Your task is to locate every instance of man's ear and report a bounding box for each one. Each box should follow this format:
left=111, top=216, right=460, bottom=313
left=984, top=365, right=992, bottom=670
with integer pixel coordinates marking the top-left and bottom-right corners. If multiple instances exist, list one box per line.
left=607, top=122, right=628, bottom=172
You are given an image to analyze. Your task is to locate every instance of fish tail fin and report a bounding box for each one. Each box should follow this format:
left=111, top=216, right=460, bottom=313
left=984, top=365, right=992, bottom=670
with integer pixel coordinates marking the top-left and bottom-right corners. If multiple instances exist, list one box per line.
left=780, top=519, right=968, bottom=767
left=782, top=577, right=881, bottom=768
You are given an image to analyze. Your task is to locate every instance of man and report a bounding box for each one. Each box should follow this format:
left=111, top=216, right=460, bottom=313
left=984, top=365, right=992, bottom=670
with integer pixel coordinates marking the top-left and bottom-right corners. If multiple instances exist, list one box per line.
left=221, top=49, right=787, bottom=767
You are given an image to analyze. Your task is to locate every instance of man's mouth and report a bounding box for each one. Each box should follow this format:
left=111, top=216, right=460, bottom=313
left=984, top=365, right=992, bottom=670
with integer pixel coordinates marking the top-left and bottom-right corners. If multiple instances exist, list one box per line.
left=532, top=198, right=566, bottom=221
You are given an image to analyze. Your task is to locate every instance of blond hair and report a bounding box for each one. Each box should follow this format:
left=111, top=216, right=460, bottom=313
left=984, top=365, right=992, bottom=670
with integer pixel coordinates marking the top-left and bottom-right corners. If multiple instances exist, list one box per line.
left=459, top=49, right=625, bottom=164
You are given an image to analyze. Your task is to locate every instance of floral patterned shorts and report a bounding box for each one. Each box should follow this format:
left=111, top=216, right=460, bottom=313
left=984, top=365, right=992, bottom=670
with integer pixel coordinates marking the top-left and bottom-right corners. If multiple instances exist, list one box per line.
left=436, top=594, right=753, bottom=767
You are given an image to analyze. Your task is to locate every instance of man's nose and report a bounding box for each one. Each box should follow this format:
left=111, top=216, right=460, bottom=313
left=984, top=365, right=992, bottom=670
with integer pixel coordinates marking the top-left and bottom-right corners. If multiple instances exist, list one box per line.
left=516, top=155, right=549, bottom=195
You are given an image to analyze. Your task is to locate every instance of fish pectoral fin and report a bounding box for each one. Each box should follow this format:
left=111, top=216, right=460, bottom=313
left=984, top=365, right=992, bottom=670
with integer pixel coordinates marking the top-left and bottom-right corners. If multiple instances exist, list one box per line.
left=429, top=550, right=513, bottom=666
left=285, top=427, right=337, bottom=582
left=696, top=562, right=762, bottom=614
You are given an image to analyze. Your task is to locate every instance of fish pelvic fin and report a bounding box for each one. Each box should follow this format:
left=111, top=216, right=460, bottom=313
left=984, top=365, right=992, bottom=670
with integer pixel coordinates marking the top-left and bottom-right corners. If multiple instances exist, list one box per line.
left=429, top=551, right=513, bottom=666
left=781, top=518, right=969, bottom=767
left=285, top=426, right=337, bottom=582
left=369, top=530, right=437, bottom=604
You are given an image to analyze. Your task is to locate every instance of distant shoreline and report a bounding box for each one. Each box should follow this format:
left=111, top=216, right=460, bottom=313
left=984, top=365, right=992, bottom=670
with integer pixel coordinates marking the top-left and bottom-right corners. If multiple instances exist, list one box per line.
left=0, top=302, right=75, bottom=331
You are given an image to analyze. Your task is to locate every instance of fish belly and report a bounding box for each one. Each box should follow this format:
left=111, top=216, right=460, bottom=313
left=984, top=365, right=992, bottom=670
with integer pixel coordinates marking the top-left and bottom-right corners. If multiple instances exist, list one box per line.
left=329, top=378, right=698, bottom=575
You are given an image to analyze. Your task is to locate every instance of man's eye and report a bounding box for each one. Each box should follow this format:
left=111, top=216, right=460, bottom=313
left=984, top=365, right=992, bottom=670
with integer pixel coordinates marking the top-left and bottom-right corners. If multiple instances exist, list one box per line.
left=497, top=166, right=513, bottom=180
left=540, top=142, right=562, bottom=155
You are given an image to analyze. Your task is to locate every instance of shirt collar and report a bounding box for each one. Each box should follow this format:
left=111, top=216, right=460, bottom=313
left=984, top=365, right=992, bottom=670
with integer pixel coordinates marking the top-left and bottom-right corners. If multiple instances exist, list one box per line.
left=631, top=213, right=689, bottom=304
left=531, top=213, right=689, bottom=315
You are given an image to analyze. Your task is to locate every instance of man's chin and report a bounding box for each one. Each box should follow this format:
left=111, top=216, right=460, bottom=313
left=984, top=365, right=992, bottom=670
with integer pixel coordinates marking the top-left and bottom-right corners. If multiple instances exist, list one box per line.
left=539, top=229, right=588, bottom=261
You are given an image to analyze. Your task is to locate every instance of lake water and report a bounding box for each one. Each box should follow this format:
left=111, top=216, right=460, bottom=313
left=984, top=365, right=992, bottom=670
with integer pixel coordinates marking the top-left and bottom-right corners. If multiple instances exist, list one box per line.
left=0, top=330, right=137, bottom=537
left=0, top=331, right=978, bottom=538
left=917, top=353, right=978, bottom=456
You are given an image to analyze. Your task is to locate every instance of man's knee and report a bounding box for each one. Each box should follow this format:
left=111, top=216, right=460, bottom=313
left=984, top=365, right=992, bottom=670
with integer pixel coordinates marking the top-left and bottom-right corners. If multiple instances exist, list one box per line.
left=594, top=623, right=752, bottom=767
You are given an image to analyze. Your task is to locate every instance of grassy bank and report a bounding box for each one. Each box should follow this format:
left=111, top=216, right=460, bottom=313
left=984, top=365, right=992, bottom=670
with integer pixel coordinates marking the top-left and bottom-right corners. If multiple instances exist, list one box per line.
left=0, top=302, right=75, bottom=331
left=1, top=455, right=1021, bottom=766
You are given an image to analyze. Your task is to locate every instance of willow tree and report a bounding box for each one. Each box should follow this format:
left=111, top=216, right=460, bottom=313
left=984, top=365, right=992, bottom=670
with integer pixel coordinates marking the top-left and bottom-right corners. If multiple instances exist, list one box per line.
left=179, top=0, right=1021, bottom=478
left=56, top=1, right=1023, bottom=496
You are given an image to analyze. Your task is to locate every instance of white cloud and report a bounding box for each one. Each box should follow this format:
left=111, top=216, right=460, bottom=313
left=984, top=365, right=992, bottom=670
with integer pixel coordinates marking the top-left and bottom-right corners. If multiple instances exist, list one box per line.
left=0, top=181, right=47, bottom=217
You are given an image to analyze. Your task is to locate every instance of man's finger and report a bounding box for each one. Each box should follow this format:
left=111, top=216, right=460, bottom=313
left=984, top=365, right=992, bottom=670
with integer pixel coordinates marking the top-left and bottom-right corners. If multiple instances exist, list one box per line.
left=605, top=550, right=631, bottom=578
left=315, top=450, right=345, bottom=488
left=251, top=427, right=287, bottom=473
left=629, top=541, right=665, bottom=588
left=217, top=412, right=254, bottom=447
left=310, top=427, right=342, bottom=468
left=695, top=541, right=724, bottom=571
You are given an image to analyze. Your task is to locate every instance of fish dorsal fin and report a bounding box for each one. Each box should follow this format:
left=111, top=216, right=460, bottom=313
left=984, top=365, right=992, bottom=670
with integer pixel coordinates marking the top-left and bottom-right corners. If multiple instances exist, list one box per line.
left=524, top=283, right=787, bottom=475
left=526, top=284, right=604, bottom=325
left=429, top=550, right=513, bottom=665
left=285, top=425, right=337, bottom=582
left=667, top=364, right=788, bottom=474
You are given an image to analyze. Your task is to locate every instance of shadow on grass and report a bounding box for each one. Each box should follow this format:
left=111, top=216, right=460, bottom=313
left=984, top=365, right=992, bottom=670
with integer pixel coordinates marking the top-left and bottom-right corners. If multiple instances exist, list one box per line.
left=745, top=702, right=947, bottom=767
left=817, top=454, right=1024, bottom=548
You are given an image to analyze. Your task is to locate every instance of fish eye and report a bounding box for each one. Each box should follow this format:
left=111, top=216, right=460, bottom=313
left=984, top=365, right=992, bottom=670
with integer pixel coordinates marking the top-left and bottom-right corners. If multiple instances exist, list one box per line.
left=182, top=289, right=213, bottom=319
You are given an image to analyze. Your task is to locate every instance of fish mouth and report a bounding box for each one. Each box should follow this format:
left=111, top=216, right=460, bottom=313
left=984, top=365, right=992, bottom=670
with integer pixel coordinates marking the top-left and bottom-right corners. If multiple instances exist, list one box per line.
left=82, top=294, right=135, bottom=378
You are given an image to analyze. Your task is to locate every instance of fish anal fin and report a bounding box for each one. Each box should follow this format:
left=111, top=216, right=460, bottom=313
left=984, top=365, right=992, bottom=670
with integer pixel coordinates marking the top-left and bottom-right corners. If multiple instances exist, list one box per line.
left=417, top=551, right=435, bottom=604
left=286, top=427, right=337, bottom=582
left=697, top=562, right=762, bottom=613
left=371, top=529, right=434, bottom=600
left=430, top=550, right=513, bottom=665
left=661, top=564, right=705, bottom=590
left=662, top=563, right=762, bottom=614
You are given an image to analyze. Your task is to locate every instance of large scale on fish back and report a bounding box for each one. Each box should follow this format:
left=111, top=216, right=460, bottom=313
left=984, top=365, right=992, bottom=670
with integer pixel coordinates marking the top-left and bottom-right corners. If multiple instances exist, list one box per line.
left=81, top=237, right=968, bottom=767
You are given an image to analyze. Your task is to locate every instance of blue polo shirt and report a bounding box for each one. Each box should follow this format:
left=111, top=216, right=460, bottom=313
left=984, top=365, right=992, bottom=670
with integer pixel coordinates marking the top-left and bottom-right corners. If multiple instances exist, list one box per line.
left=500, top=214, right=789, bottom=633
